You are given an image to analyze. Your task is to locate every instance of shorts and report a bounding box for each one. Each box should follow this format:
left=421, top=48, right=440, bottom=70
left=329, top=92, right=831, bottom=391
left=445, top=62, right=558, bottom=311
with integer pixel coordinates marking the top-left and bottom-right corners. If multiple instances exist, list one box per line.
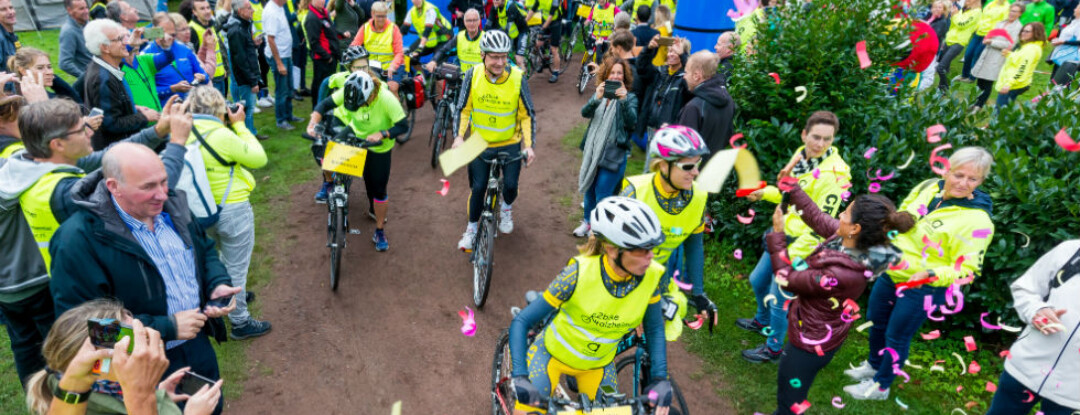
left=541, top=19, right=563, bottom=47
left=514, top=33, right=529, bottom=57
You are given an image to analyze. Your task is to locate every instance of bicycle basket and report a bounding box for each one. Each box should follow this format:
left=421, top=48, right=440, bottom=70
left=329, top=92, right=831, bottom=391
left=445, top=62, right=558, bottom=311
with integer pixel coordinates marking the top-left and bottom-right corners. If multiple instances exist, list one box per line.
left=436, top=63, right=462, bottom=82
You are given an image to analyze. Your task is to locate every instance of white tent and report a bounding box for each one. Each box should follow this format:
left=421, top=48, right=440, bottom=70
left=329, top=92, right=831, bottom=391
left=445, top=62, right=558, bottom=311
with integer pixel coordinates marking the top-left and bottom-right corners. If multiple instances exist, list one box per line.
left=12, top=0, right=156, bottom=31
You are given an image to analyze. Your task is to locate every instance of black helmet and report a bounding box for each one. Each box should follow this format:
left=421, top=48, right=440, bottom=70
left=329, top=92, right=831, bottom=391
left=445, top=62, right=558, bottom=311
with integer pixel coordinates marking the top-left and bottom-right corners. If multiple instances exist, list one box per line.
left=343, top=71, right=376, bottom=111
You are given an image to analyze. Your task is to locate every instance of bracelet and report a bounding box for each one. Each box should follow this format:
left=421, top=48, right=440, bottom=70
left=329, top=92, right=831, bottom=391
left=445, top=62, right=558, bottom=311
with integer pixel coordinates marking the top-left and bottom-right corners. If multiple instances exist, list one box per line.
left=52, top=382, right=90, bottom=404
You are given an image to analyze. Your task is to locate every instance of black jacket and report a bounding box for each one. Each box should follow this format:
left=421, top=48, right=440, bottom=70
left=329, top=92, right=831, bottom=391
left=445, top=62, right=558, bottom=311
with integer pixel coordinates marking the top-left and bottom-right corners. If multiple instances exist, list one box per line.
left=78, top=60, right=149, bottom=150
left=304, top=6, right=344, bottom=61
left=678, top=75, right=735, bottom=165
left=637, top=46, right=690, bottom=134
left=49, top=170, right=232, bottom=343
left=225, top=13, right=262, bottom=86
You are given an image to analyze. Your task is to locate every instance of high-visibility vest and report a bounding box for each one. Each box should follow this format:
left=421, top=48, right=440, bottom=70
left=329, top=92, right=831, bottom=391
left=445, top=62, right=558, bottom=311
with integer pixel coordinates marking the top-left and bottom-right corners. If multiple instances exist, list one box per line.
left=591, top=4, right=615, bottom=39
left=252, top=1, right=264, bottom=36
left=625, top=173, right=706, bottom=265
left=543, top=254, right=664, bottom=370
left=409, top=1, right=451, bottom=48
left=19, top=170, right=83, bottom=272
left=498, top=2, right=521, bottom=39
left=363, top=21, right=397, bottom=69
left=468, top=66, right=522, bottom=144
left=631, top=0, right=652, bottom=13
left=189, top=19, right=227, bottom=78
left=0, top=141, right=23, bottom=158
left=456, top=30, right=483, bottom=73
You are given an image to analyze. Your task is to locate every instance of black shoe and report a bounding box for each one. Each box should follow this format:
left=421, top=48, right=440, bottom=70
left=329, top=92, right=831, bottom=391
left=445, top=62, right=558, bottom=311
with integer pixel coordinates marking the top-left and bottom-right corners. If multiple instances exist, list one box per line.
left=291, top=92, right=304, bottom=101
left=735, top=317, right=768, bottom=335
left=741, top=343, right=782, bottom=363
left=297, top=88, right=311, bottom=97
left=246, top=291, right=255, bottom=304
left=229, top=319, right=272, bottom=340
left=256, top=134, right=270, bottom=141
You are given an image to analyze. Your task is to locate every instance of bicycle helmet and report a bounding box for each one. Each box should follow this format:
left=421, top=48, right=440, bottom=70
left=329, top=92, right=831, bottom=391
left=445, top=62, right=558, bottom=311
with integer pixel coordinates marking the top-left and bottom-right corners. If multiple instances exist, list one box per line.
left=589, top=197, right=665, bottom=250
left=340, top=45, right=370, bottom=70
left=479, top=30, right=512, bottom=54
left=343, top=71, right=376, bottom=111
left=648, top=125, right=709, bottom=161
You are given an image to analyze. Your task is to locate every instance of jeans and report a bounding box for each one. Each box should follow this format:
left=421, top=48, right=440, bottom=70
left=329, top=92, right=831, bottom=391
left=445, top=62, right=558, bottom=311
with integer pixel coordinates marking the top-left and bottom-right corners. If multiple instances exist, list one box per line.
left=995, top=86, right=1029, bottom=109
left=986, top=369, right=1079, bottom=415
left=230, top=82, right=257, bottom=134
left=205, top=202, right=255, bottom=326
left=165, top=333, right=223, bottom=415
left=268, top=56, right=294, bottom=123
left=866, top=276, right=946, bottom=388
left=583, top=154, right=628, bottom=224
left=0, top=286, right=54, bottom=386
left=774, top=342, right=838, bottom=415
left=212, top=76, right=228, bottom=100
left=936, top=44, right=965, bottom=92
left=467, top=144, right=522, bottom=223
left=961, top=34, right=986, bottom=80
left=748, top=247, right=790, bottom=352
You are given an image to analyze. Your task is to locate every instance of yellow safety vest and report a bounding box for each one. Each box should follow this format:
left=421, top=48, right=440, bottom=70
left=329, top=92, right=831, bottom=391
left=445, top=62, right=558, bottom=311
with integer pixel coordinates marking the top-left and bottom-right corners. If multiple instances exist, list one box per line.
left=625, top=173, right=706, bottom=265
left=536, top=0, right=556, bottom=20
left=468, top=65, right=522, bottom=144
left=410, top=1, right=451, bottom=48
left=189, top=19, right=227, bottom=78
left=456, top=31, right=483, bottom=73
left=0, top=141, right=23, bottom=158
left=364, top=21, right=397, bottom=69
left=591, top=4, right=616, bottom=39
left=660, top=0, right=674, bottom=13
left=632, top=0, right=652, bottom=13
left=252, top=2, right=264, bottom=36
left=544, top=255, right=664, bottom=370
left=19, top=170, right=83, bottom=272
left=498, top=2, right=520, bottom=38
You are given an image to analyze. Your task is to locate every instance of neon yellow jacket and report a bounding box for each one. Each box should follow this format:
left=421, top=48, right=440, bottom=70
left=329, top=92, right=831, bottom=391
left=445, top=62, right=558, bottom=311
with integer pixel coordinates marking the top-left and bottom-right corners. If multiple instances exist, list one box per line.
left=759, top=147, right=851, bottom=260
left=734, top=9, right=764, bottom=54
left=945, top=7, right=982, bottom=46
left=887, top=179, right=995, bottom=288
left=976, top=0, right=1011, bottom=36
left=187, top=116, right=268, bottom=204
left=995, top=41, right=1044, bottom=91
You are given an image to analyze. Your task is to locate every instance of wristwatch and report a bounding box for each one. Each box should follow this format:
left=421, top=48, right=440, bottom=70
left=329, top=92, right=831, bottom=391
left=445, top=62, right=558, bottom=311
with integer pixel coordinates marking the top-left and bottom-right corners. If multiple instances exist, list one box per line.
left=52, top=382, right=90, bottom=404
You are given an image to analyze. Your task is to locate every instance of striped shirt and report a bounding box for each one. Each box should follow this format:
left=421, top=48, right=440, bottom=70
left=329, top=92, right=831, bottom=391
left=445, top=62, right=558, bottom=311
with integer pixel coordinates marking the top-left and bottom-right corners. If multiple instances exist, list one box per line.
left=112, top=197, right=201, bottom=349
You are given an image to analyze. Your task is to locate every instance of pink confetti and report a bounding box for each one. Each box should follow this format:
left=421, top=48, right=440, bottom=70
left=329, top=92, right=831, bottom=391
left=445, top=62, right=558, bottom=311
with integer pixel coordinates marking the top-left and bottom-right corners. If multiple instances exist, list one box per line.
left=812, top=169, right=820, bottom=179
left=734, top=249, right=743, bottom=260
left=921, top=330, right=941, bottom=340
left=976, top=313, right=1002, bottom=331
left=930, top=143, right=953, bottom=175
left=437, top=179, right=450, bottom=196
left=729, top=133, right=748, bottom=149
left=778, top=176, right=798, bottom=192
left=926, top=124, right=946, bottom=143
left=999, top=350, right=1012, bottom=359
left=458, top=307, right=477, bottom=336
left=840, top=182, right=853, bottom=189
left=864, top=147, right=877, bottom=159
left=922, top=235, right=944, bottom=257
left=841, top=191, right=852, bottom=201
left=737, top=209, right=756, bottom=225
left=832, top=396, right=846, bottom=409
left=842, top=299, right=860, bottom=313
left=923, top=294, right=935, bottom=311
left=726, top=8, right=739, bottom=18
left=799, top=324, right=834, bottom=345
left=972, top=229, right=992, bottom=239
left=986, top=382, right=998, bottom=393
left=888, top=259, right=909, bottom=271
left=941, top=284, right=965, bottom=315
left=957, top=385, right=963, bottom=393
left=673, top=270, right=693, bottom=291
left=917, top=204, right=928, bottom=216
left=968, top=360, right=981, bottom=374
left=1023, top=390, right=1035, bottom=403
left=879, top=347, right=900, bottom=364
left=864, top=270, right=874, bottom=278
left=685, top=313, right=705, bottom=330
left=649, top=390, right=659, bottom=401
left=954, top=255, right=966, bottom=271
left=1056, top=128, right=1080, bottom=151
left=985, top=28, right=1014, bottom=44
left=768, top=72, right=781, bottom=84
left=964, top=336, right=977, bottom=352
left=893, top=364, right=910, bottom=383
left=814, top=345, right=824, bottom=356
left=875, top=169, right=895, bottom=181
left=869, top=182, right=882, bottom=193
left=855, top=40, right=872, bottom=69
left=791, top=400, right=811, bottom=415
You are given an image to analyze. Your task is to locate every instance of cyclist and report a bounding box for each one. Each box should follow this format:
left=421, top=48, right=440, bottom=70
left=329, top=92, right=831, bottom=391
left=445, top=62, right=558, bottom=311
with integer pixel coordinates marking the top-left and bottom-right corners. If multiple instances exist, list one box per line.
left=485, top=0, right=530, bottom=71
left=424, top=8, right=484, bottom=74
left=349, top=1, right=406, bottom=94
left=619, top=126, right=718, bottom=340
left=586, top=0, right=620, bottom=58
left=306, top=71, right=408, bottom=252
left=317, top=45, right=371, bottom=102
left=453, top=31, right=537, bottom=251
left=525, top=0, right=565, bottom=82
left=508, top=196, right=673, bottom=413
left=401, top=0, right=454, bottom=60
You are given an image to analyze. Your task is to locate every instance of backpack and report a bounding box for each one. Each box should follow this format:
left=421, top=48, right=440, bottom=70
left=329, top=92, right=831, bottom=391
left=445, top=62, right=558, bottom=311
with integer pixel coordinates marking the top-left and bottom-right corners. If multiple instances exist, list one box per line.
left=174, top=127, right=235, bottom=228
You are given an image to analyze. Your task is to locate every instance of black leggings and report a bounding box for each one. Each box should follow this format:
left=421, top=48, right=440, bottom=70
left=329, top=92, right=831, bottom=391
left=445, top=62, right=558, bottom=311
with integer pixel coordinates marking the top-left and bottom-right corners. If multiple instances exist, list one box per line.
left=774, top=342, right=838, bottom=415
left=936, top=44, right=965, bottom=91
left=1051, top=62, right=1079, bottom=87
left=975, top=78, right=995, bottom=108
left=361, top=149, right=392, bottom=202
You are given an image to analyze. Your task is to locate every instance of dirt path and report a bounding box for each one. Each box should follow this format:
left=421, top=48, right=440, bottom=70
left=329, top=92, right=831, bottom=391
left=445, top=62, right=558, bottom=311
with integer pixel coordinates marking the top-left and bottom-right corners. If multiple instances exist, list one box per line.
left=229, top=69, right=734, bottom=414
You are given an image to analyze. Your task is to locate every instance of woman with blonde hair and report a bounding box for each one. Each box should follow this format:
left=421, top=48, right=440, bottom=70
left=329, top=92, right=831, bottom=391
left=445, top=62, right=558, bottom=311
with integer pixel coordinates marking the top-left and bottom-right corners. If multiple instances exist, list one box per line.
left=6, top=47, right=82, bottom=103
left=650, top=5, right=672, bottom=67
left=970, top=3, right=1023, bottom=110
left=994, top=22, right=1046, bottom=108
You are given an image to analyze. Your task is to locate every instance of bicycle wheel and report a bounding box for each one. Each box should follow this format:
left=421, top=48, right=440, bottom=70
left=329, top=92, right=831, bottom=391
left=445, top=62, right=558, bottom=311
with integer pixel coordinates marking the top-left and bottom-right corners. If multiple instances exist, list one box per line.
left=577, top=61, right=590, bottom=95
left=491, top=329, right=515, bottom=415
left=614, top=355, right=690, bottom=415
left=329, top=205, right=345, bottom=292
left=472, top=214, right=496, bottom=308
left=430, top=105, right=445, bottom=168
left=560, top=25, right=577, bottom=72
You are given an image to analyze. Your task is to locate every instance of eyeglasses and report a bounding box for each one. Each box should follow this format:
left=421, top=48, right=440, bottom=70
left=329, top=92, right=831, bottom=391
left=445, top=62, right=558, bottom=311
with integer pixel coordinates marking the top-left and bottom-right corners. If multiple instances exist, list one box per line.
left=672, top=160, right=701, bottom=172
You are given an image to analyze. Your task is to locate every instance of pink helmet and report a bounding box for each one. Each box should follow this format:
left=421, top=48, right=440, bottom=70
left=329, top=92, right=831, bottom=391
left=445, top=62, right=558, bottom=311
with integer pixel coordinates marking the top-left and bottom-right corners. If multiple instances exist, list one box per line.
left=648, top=125, right=709, bottom=161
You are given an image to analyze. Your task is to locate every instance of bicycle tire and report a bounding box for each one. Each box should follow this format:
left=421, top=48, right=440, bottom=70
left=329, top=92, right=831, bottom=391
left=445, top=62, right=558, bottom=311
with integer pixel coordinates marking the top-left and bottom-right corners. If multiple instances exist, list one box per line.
left=577, top=62, right=590, bottom=95
left=430, top=105, right=445, bottom=168
left=613, top=355, right=690, bottom=415
left=491, top=329, right=515, bottom=415
left=329, top=206, right=345, bottom=292
left=403, top=106, right=416, bottom=142
left=472, top=214, right=496, bottom=308
left=560, top=25, right=578, bottom=72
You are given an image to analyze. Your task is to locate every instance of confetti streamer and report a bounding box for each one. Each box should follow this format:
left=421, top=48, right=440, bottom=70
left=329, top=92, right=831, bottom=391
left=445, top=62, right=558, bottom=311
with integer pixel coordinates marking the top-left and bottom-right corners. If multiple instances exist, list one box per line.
left=1022, top=390, right=1035, bottom=403
left=999, top=350, right=1012, bottom=359
left=799, top=324, right=834, bottom=345
left=778, top=176, right=799, bottom=192
left=791, top=400, right=811, bottom=415
left=790, top=378, right=802, bottom=388
left=954, top=255, right=966, bottom=271
left=997, top=317, right=1022, bottom=333
left=980, top=313, right=1001, bottom=330
left=895, top=397, right=909, bottom=410
left=968, top=360, right=981, bottom=374
left=875, top=169, right=895, bottom=181
left=832, top=396, right=846, bottom=409
left=921, top=330, right=941, bottom=340
left=812, top=168, right=820, bottom=179
left=855, top=40, right=872, bottom=69
left=888, top=259, right=909, bottom=271
left=734, top=249, right=743, bottom=260
left=737, top=209, right=756, bottom=224
left=763, top=294, right=777, bottom=308
left=984, top=28, right=1014, bottom=43
left=795, top=86, right=808, bottom=102
left=887, top=230, right=899, bottom=240
left=868, top=182, right=882, bottom=193
left=829, top=297, right=839, bottom=309
left=864, top=270, right=874, bottom=278
left=685, top=313, right=705, bottom=330
left=972, top=228, right=992, bottom=239
left=856, top=321, right=874, bottom=332
left=1012, top=230, right=1031, bottom=248
left=436, top=179, right=450, bottom=196
left=729, top=133, right=748, bottom=149
left=792, top=257, right=808, bottom=271
left=930, top=143, right=953, bottom=175
left=814, top=345, right=824, bottom=356
left=864, top=147, right=877, bottom=159
left=917, top=204, right=928, bottom=216
left=926, top=124, right=946, bottom=143
left=879, top=347, right=900, bottom=363
left=952, top=352, right=966, bottom=375
left=458, top=307, right=477, bottom=336
left=964, top=335, right=977, bottom=352
left=897, top=151, right=916, bottom=169
left=893, top=364, right=910, bottom=383
left=1055, top=128, right=1080, bottom=151
left=769, top=72, right=781, bottom=84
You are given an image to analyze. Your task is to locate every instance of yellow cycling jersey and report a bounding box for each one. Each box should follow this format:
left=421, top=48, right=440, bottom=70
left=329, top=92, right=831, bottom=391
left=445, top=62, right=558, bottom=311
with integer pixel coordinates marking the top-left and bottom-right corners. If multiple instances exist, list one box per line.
left=331, top=84, right=407, bottom=154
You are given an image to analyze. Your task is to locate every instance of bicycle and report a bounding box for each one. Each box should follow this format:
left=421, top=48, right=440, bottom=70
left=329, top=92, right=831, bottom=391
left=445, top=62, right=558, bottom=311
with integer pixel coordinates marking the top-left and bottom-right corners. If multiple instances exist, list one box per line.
left=302, top=124, right=376, bottom=292
left=428, top=63, right=463, bottom=169
left=575, top=31, right=600, bottom=95
left=560, top=0, right=595, bottom=72
left=470, top=151, right=526, bottom=308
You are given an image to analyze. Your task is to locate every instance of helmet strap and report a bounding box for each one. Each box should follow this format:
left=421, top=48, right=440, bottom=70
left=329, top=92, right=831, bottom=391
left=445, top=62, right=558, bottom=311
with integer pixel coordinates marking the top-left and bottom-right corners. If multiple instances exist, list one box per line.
left=659, top=162, right=679, bottom=193
left=614, top=250, right=645, bottom=280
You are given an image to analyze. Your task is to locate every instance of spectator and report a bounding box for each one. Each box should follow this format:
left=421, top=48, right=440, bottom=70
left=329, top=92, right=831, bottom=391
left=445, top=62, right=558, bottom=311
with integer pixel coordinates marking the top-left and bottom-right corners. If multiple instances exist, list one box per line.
left=620, top=0, right=658, bottom=25
left=264, top=0, right=298, bottom=129
left=79, top=19, right=159, bottom=150
left=106, top=1, right=140, bottom=31
left=0, top=97, right=186, bottom=388
left=330, top=0, right=365, bottom=50
left=23, top=300, right=223, bottom=415
left=484, top=0, right=529, bottom=72
left=60, top=0, right=95, bottom=79
left=0, top=0, right=18, bottom=72
left=958, top=0, right=1011, bottom=82
left=214, top=0, right=232, bottom=25
left=1021, top=0, right=1056, bottom=37
left=713, top=31, right=740, bottom=85
left=447, top=0, right=483, bottom=29
left=290, top=0, right=311, bottom=100
left=1048, top=4, right=1080, bottom=90
left=90, top=0, right=108, bottom=20
left=985, top=240, right=1080, bottom=415
left=936, top=0, right=981, bottom=92
left=120, top=27, right=175, bottom=119
left=189, top=0, right=230, bottom=97
left=7, top=48, right=83, bottom=103
left=917, top=0, right=951, bottom=92
left=186, top=86, right=272, bottom=340
left=994, top=22, right=1046, bottom=108
left=49, top=140, right=242, bottom=415
left=171, top=12, right=218, bottom=80
left=0, top=92, right=22, bottom=158
left=678, top=51, right=735, bottom=166
left=424, top=8, right=483, bottom=74
left=650, top=5, right=672, bottom=67
left=630, top=5, right=658, bottom=51
left=146, top=13, right=208, bottom=105
left=970, top=4, right=1023, bottom=110
left=225, top=0, right=266, bottom=138
left=636, top=35, right=690, bottom=151
left=305, top=0, right=348, bottom=103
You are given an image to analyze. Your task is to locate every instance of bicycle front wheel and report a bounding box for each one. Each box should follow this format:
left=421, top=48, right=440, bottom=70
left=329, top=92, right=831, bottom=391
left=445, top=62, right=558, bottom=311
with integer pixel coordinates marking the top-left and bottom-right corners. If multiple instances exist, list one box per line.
left=430, top=105, right=446, bottom=168
left=472, top=215, right=496, bottom=308
left=577, top=61, right=590, bottom=95
left=329, top=206, right=345, bottom=292
left=614, top=355, right=690, bottom=415
left=491, top=329, right=515, bottom=415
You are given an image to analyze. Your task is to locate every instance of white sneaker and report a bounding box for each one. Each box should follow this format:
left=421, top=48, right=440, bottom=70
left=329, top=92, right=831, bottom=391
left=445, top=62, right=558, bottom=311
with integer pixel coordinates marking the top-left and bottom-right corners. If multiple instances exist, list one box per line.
left=844, top=379, right=889, bottom=401
left=257, top=97, right=273, bottom=108
left=458, top=225, right=477, bottom=251
left=499, top=207, right=514, bottom=234
left=572, top=221, right=590, bottom=237
left=844, top=360, right=877, bottom=381
left=253, top=106, right=262, bottom=114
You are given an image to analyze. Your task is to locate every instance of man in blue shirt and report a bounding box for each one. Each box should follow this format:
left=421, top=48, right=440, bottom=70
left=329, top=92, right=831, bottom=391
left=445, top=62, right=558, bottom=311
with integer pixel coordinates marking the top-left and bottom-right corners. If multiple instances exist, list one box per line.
left=60, top=0, right=95, bottom=78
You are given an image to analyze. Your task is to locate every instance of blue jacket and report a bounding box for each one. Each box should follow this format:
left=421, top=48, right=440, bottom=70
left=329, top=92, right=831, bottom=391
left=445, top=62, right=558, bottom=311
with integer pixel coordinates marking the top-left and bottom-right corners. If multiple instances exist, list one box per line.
left=59, top=16, right=94, bottom=78
left=144, top=42, right=208, bottom=102
left=0, top=25, right=17, bottom=72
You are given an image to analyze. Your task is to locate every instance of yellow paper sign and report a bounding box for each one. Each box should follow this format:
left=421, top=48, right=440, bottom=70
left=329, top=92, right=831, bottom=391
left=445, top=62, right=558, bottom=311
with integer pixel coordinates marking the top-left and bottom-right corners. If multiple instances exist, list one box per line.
left=556, top=406, right=632, bottom=415
left=321, top=140, right=369, bottom=177
left=438, top=134, right=488, bottom=177
left=576, top=4, right=591, bottom=18
left=696, top=148, right=762, bottom=194
left=527, top=13, right=543, bottom=26
left=390, top=401, right=401, bottom=415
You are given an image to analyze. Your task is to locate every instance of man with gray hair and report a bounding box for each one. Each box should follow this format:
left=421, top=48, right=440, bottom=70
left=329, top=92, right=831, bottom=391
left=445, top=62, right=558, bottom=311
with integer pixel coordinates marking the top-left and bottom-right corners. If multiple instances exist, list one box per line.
left=106, top=0, right=139, bottom=30
left=224, top=0, right=266, bottom=138
left=59, top=0, right=95, bottom=78
left=714, top=31, right=740, bottom=84
left=679, top=50, right=735, bottom=165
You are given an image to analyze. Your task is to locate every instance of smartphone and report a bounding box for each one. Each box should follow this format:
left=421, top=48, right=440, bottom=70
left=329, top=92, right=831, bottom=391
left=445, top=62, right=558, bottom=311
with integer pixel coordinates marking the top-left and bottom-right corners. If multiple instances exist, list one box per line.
left=88, top=107, right=103, bottom=118
left=87, top=318, right=134, bottom=353
left=227, top=102, right=242, bottom=114
left=143, top=27, right=165, bottom=40
left=178, top=371, right=216, bottom=395
left=603, top=80, right=620, bottom=99
left=657, top=36, right=676, bottom=47
left=206, top=294, right=234, bottom=308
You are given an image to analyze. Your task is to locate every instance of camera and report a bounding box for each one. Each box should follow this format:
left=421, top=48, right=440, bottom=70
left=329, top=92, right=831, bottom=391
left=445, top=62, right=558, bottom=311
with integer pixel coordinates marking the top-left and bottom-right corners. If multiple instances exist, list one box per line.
left=228, top=102, right=243, bottom=113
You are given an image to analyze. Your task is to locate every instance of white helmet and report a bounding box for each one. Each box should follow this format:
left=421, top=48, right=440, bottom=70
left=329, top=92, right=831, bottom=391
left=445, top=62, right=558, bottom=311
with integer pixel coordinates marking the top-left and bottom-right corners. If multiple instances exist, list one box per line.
left=589, top=197, right=665, bottom=250
left=343, top=71, right=376, bottom=111
left=480, top=30, right=512, bottom=54
left=648, top=125, right=709, bottom=161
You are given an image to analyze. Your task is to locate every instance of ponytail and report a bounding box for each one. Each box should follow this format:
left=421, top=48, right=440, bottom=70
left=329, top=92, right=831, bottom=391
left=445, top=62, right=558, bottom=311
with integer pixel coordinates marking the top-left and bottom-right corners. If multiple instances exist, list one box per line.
left=24, top=370, right=52, bottom=415
left=851, top=194, right=913, bottom=251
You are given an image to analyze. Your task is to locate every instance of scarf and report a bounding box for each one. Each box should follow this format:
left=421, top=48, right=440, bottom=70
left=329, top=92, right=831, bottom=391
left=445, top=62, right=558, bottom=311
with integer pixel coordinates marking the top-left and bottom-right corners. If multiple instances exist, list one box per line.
left=791, top=147, right=835, bottom=176
left=825, top=237, right=903, bottom=278
left=578, top=98, right=619, bottom=193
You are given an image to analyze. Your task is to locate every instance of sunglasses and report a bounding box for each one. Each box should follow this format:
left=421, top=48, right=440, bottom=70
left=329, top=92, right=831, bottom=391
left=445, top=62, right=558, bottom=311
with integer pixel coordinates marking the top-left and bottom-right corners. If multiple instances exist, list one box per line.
left=672, top=160, right=701, bottom=172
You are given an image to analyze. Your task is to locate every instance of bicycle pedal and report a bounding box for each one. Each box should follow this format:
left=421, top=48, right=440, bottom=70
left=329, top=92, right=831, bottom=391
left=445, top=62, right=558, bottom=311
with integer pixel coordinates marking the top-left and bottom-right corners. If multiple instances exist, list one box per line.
left=349, top=229, right=362, bottom=235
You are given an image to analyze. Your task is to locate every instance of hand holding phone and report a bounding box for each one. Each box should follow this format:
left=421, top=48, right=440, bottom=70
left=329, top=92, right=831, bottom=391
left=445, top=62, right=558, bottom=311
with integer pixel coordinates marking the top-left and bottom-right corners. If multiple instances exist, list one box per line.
left=88, top=318, right=134, bottom=353
left=178, top=371, right=217, bottom=395
left=89, top=107, right=104, bottom=118
left=205, top=293, right=234, bottom=309
left=603, top=80, right=621, bottom=99
left=657, top=36, right=676, bottom=47
left=144, top=27, right=165, bottom=40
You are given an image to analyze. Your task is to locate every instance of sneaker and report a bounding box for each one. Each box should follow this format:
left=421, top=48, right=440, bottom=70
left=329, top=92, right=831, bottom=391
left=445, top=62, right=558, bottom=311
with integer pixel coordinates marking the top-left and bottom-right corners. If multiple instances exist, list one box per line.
left=741, top=343, right=781, bottom=363
left=245, top=291, right=255, bottom=304
left=256, top=134, right=270, bottom=141
left=735, top=317, right=768, bottom=335
left=229, top=319, right=272, bottom=340
left=253, top=106, right=262, bottom=114
left=288, top=115, right=305, bottom=123
left=572, top=221, right=590, bottom=237
left=372, top=229, right=389, bottom=252
left=499, top=207, right=514, bottom=234
left=257, top=97, right=273, bottom=107
left=844, top=379, right=889, bottom=401
left=297, top=88, right=311, bottom=97
left=276, top=121, right=295, bottom=131
left=844, top=360, right=877, bottom=381
left=292, top=92, right=304, bottom=101
left=951, top=75, right=973, bottom=84
left=314, top=181, right=331, bottom=203
left=458, top=224, right=477, bottom=251
left=548, top=71, right=560, bottom=83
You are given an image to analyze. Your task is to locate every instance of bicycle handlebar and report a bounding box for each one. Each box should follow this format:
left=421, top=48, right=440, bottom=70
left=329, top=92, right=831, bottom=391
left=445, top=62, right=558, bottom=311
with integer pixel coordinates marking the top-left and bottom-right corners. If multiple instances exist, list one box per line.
left=536, top=391, right=651, bottom=415
left=478, top=151, right=527, bottom=165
